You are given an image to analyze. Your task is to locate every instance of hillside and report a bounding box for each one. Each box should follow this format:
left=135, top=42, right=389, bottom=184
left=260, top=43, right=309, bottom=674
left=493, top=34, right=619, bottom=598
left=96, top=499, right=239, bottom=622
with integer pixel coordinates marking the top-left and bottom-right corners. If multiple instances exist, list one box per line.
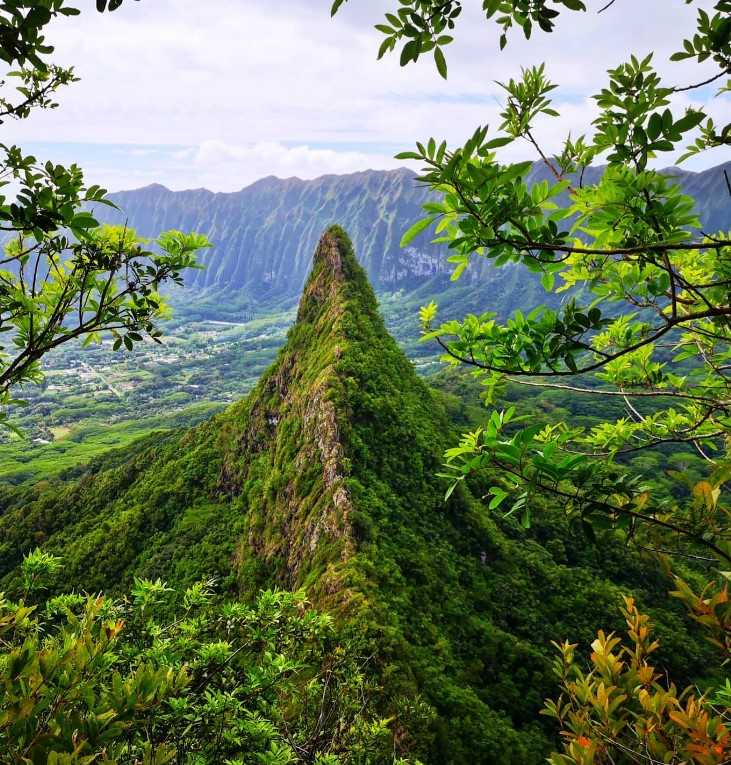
left=0, top=228, right=716, bottom=764
left=96, top=162, right=731, bottom=316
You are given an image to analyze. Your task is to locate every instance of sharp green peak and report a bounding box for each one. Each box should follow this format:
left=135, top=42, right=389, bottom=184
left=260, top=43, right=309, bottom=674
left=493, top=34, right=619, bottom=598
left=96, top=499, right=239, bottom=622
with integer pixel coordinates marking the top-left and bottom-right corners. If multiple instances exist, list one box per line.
left=0, top=228, right=713, bottom=765
left=219, top=223, right=436, bottom=601
left=296, top=224, right=379, bottom=326
left=311, top=225, right=354, bottom=271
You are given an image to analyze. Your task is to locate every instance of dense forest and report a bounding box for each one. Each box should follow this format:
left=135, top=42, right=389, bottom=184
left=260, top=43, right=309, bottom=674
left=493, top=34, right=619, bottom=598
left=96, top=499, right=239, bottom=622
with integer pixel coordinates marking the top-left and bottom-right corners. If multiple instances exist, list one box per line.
left=0, top=228, right=721, bottom=763
left=1, top=0, right=730, bottom=763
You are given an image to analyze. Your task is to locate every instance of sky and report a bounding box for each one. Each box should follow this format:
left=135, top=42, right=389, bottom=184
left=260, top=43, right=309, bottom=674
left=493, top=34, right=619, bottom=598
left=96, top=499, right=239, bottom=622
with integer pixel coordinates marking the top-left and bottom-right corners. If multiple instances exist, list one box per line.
left=4, top=0, right=729, bottom=193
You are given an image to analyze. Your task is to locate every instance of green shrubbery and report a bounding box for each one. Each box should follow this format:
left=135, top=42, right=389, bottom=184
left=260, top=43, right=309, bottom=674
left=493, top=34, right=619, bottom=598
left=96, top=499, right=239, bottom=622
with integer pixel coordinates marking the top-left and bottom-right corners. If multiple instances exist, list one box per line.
left=0, top=551, right=413, bottom=765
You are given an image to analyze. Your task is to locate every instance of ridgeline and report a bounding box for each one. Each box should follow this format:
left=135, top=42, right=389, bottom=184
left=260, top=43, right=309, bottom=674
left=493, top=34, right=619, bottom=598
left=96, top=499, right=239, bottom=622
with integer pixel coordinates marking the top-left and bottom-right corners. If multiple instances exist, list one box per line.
left=0, top=228, right=714, bottom=764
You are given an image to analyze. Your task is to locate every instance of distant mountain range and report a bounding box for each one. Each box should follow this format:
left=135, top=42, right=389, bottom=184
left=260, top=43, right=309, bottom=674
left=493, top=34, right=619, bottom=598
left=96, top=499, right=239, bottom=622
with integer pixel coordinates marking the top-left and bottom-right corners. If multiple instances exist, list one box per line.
left=102, top=168, right=450, bottom=303
left=97, top=161, right=731, bottom=317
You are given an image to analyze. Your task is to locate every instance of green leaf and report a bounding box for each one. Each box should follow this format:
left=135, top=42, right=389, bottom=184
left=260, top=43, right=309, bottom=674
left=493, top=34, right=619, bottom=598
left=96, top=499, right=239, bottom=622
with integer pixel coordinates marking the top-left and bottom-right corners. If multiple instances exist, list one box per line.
left=400, top=217, right=434, bottom=247
left=520, top=507, right=531, bottom=529
left=517, top=423, right=545, bottom=445
left=487, top=486, right=508, bottom=509
left=434, top=46, right=447, bottom=79
left=484, top=136, right=514, bottom=149
left=400, top=39, right=418, bottom=66
left=450, top=259, right=469, bottom=281
left=710, top=463, right=731, bottom=488
left=377, top=36, right=394, bottom=60
left=444, top=476, right=463, bottom=500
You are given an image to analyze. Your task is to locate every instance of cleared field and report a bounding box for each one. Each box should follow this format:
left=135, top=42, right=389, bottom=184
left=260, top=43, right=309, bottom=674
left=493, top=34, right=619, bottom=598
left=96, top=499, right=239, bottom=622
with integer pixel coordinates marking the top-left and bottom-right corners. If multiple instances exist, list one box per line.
left=0, top=403, right=224, bottom=485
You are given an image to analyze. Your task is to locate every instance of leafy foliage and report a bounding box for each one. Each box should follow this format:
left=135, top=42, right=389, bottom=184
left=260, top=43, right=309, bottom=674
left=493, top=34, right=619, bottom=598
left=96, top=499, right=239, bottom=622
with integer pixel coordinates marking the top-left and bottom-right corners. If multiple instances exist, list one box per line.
left=0, top=557, right=404, bottom=765
left=543, top=597, right=731, bottom=765
left=0, top=0, right=209, bottom=429
left=329, top=0, right=731, bottom=761
left=337, top=0, right=731, bottom=562
left=332, top=0, right=592, bottom=76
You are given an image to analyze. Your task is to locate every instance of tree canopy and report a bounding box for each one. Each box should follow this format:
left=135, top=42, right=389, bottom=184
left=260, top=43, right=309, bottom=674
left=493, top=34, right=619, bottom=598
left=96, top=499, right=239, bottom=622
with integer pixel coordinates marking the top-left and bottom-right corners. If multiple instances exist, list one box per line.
left=0, top=0, right=208, bottom=431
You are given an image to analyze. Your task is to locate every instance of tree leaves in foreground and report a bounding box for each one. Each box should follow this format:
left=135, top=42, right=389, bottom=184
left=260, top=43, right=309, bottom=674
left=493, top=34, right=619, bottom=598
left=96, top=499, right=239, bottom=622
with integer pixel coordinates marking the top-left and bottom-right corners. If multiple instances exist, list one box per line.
left=339, top=0, right=731, bottom=566
left=0, top=551, right=415, bottom=765
left=0, top=0, right=209, bottom=430
left=331, top=0, right=731, bottom=762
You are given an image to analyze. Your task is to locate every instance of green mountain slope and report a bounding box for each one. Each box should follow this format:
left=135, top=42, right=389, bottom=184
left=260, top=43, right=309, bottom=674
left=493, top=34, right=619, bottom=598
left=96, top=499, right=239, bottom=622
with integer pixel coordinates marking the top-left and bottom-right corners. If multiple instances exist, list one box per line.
left=101, top=169, right=452, bottom=302
left=0, top=228, right=714, bottom=764
left=98, top=163, right=731, bottom=312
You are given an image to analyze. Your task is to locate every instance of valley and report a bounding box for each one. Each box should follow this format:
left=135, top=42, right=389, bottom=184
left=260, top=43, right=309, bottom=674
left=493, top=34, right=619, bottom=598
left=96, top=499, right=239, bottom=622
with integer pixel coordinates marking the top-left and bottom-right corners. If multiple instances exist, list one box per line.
left=0, top=227, right=719, bottom=764
left=0, top=312, right=291, bottom=482
left=5, top=161, right=727, bottom=487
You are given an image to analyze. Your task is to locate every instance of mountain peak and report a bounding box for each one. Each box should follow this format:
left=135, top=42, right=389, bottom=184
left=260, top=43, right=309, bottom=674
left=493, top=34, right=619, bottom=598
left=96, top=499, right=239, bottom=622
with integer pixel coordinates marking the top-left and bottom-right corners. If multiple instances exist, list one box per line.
left=219, top=224, right=437, bottom=601
left=312, top=225, right=349, bottom=272
left=296, top=225, right=359, bottom=325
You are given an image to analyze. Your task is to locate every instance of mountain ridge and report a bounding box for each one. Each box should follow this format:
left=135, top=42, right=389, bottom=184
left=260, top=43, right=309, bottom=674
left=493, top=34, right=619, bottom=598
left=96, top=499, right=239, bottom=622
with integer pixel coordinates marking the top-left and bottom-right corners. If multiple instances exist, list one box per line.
left=93, top=162, right=731, bottom=333
left=0, top=227, right=719, bottom=764
left=111, top=161, right=724, bottom=198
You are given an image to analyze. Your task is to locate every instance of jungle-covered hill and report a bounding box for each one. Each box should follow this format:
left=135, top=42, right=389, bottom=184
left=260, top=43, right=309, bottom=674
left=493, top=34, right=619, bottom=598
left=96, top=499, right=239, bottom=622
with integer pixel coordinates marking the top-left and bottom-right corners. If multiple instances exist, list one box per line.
left=0, top=228, right=716, bottom=764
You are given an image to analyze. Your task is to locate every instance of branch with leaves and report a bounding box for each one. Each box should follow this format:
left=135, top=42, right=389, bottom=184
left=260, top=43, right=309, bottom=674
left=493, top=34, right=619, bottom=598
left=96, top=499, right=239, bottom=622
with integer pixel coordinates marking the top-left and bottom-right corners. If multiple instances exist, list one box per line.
left=0, top=0, right=209, bottom=430
left=373, top=10, right=731, bottom=551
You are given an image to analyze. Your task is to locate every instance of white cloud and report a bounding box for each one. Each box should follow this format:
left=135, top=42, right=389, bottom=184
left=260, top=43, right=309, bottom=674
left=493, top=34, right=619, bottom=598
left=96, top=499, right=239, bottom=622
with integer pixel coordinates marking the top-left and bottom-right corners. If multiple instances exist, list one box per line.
left=2, top=0, right=726, bottom=191
left=190, top=139, right=410, bottom=191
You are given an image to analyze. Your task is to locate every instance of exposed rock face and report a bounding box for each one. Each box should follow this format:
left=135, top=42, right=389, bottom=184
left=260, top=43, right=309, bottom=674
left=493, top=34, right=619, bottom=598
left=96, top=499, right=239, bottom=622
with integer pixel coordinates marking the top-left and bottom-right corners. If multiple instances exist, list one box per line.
left=220, top=229, right=360, bottom=593
left=237, top=371, right=355, bottom=589
left=297, top=232, right=348, bottom=322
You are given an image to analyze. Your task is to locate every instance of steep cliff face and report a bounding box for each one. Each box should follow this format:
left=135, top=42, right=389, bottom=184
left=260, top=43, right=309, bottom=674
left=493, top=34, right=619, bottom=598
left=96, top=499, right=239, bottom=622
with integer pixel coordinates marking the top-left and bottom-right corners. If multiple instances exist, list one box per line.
left=97, top=162, right=731, bottom=311
left=214, top=227, right=460, bottom=612
left=100, top=169, right=450, bottom=300
left=218, top=230, right=359, bottom=595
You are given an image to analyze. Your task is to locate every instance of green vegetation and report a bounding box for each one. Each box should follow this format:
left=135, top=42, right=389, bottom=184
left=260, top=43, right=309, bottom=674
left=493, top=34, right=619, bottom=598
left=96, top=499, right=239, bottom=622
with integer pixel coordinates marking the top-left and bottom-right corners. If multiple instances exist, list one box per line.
left=2, top=0, right=730, bottom=763
left=0, top=228, right=720, bottom=764
left=331, top=0, right=731, bottom=761
left=357, top=0, right=731, bottom=556
left=0, top=0, right=209, bottom=432
left=1, top=557, right=401, bottom=765
left=0, top=303, right=296, bottom=482
left=0, top=402, right=223, bottom=484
